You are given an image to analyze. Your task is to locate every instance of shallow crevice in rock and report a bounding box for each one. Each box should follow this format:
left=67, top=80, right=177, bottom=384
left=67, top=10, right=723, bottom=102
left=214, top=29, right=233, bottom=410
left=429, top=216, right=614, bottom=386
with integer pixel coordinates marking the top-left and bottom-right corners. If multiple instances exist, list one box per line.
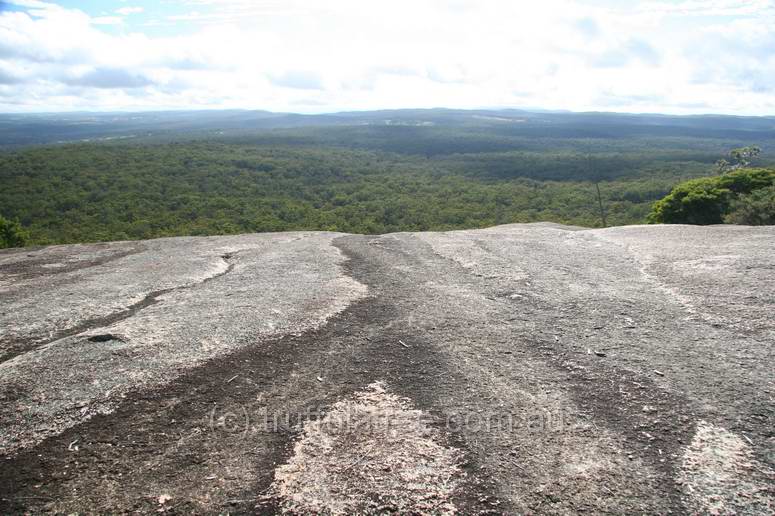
left=0, top=252, right=238, bottom=364
left=86, top=333, right=125, bottom=343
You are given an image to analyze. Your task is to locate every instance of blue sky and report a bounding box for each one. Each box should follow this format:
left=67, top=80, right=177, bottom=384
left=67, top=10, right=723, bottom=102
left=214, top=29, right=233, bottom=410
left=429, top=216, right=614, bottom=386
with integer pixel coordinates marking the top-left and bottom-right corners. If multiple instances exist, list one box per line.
left=0, top=0, right=773, bottom=114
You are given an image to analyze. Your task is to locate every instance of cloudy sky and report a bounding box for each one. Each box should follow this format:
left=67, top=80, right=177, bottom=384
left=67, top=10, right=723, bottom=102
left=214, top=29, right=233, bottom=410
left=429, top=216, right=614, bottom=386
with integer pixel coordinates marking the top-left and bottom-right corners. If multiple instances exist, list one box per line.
left=0, top=0, right=773, bottom=114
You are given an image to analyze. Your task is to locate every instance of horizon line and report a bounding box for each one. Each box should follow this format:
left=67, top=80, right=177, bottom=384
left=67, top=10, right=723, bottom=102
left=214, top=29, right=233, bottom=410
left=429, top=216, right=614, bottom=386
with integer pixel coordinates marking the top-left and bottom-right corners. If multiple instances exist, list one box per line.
left=2, top=106, right=775, bottom=119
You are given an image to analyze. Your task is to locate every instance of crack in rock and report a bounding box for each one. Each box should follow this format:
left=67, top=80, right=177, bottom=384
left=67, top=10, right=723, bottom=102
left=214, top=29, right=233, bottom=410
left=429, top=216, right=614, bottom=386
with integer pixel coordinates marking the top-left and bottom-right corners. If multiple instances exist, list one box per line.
left=0, top=252, right=237, bottom=365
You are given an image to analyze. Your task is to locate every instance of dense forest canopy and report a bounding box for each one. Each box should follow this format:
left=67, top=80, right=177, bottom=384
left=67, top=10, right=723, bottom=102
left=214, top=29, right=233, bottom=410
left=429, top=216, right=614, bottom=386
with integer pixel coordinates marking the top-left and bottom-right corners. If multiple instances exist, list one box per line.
left=0, top=109, right=773, bottom=246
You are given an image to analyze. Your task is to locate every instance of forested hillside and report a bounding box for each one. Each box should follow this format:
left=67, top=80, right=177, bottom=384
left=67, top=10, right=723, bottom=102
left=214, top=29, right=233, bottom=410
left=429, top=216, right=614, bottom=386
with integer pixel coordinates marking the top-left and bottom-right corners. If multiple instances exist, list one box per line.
left=1, top=110, right=772, bottom=246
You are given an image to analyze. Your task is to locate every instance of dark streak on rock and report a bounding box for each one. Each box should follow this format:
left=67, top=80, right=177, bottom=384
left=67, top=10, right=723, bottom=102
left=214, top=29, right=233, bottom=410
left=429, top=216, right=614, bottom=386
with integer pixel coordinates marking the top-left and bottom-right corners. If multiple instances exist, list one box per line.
left=0, top=245, right=145, bottom=281
left=86, top=334, right=125, bottom=343
left=0, top=240, right=500, bottom=515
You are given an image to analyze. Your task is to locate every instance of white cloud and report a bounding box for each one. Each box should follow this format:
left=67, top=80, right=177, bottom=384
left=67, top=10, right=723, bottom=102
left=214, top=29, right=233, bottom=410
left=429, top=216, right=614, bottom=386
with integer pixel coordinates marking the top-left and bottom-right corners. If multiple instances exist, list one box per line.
left=63, top=67, right=154, bottom=89
left=640, top=0, right=775, bottom=17
left=0, top=0, right=773, bottom=114
left=116, top=6, right=144, bottom=16
left=269, top=70, right=324, bottom=91
left=91, top=16, right=124, bottom=25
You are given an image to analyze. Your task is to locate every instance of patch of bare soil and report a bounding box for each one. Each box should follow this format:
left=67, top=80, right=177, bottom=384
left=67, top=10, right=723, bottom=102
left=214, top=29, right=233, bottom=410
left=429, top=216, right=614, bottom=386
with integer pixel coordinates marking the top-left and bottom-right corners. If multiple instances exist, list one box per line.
left=679, top=421, right=774, bottom=515
left=269, top=382, right=464, bottom=514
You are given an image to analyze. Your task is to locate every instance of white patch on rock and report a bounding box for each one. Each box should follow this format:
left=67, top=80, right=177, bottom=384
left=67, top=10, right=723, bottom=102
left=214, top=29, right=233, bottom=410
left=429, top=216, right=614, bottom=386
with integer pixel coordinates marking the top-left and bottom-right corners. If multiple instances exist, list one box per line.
left=270, top=382, right=464, bottom=514
left=679, top=421, right=774, bottom=515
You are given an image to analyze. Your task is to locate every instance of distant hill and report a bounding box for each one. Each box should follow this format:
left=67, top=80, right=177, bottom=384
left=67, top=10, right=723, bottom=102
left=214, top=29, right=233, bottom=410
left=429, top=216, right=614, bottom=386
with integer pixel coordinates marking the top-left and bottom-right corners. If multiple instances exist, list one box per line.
left=1, top=108, right=774, bottom=148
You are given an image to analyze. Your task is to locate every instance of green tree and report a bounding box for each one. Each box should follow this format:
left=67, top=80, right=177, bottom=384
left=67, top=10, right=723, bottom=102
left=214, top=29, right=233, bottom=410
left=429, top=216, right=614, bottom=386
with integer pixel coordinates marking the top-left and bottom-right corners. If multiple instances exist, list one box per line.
left=648, top=168, right=775, bottom=224
left=724, top=185, right=775, bottom=225
left=647, top=177, right=730, bottom=225
left=0, top=215, right=29, bottom=248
